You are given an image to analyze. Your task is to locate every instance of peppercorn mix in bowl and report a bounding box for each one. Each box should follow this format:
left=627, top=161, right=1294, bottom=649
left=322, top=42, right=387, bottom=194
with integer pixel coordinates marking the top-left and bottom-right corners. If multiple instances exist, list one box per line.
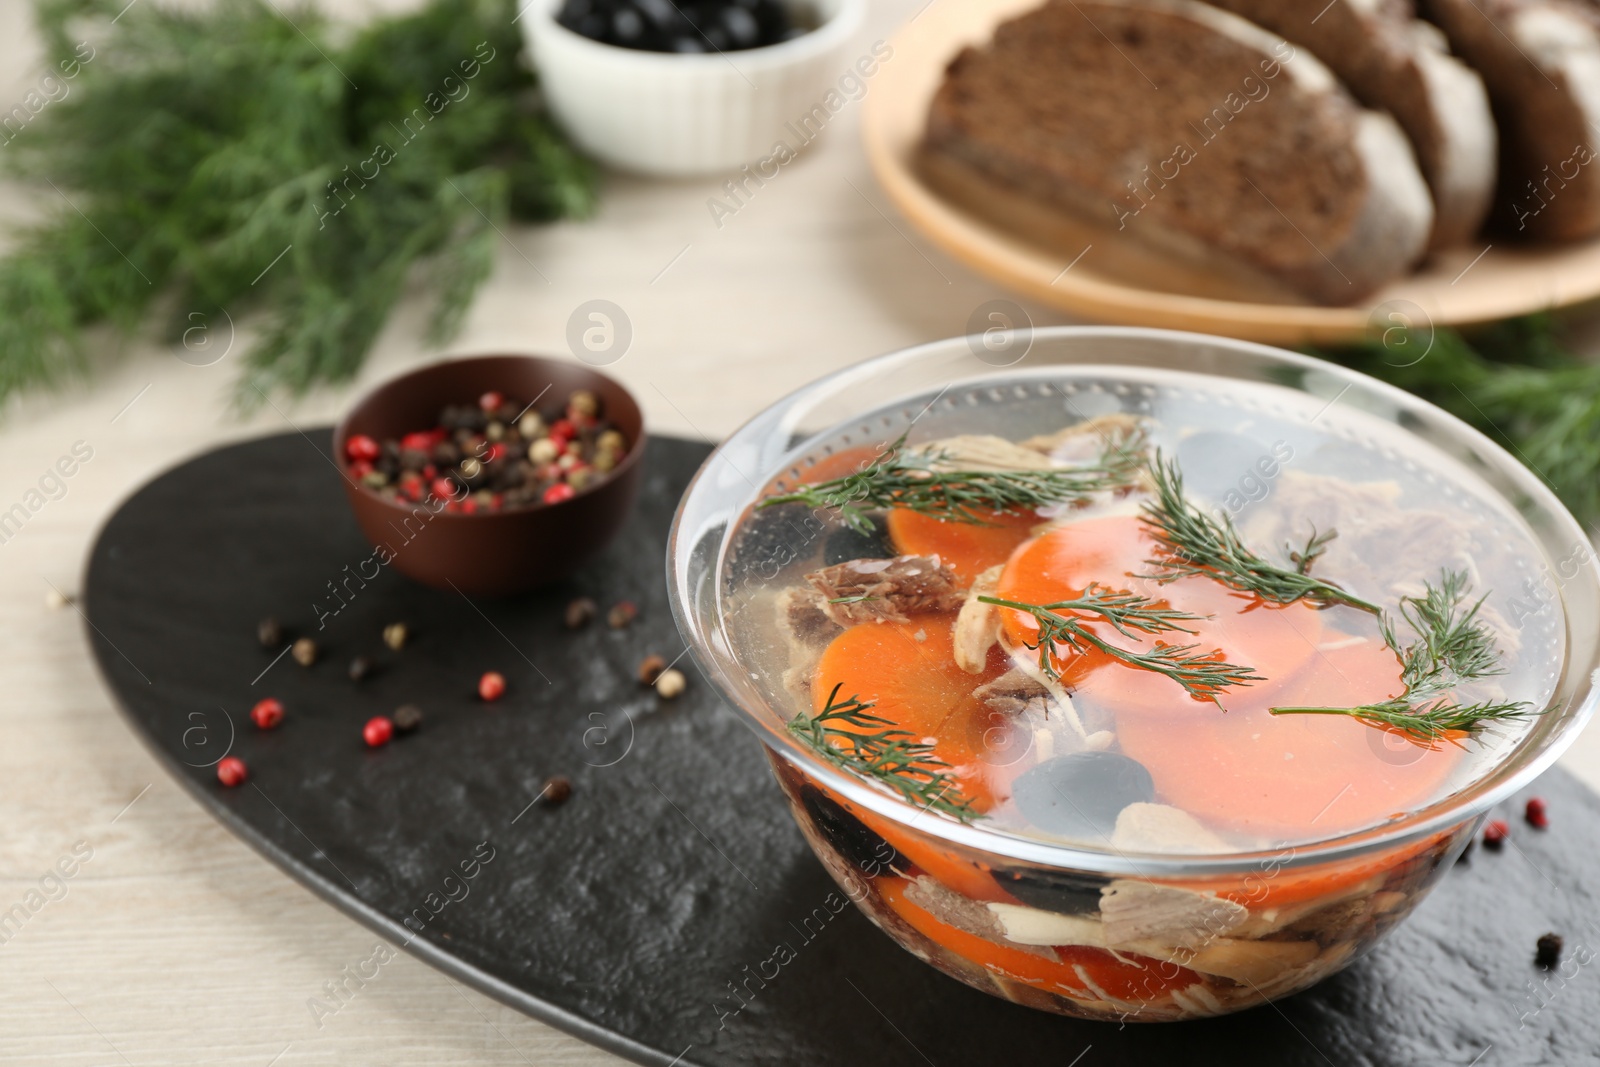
left=666, top=328, right=1599, bottom=1021
left=335, top=355, right=644, bottom=596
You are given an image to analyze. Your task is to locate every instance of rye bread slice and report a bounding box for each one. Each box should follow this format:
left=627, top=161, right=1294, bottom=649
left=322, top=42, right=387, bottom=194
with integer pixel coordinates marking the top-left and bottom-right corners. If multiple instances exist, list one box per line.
left=1422, top=0, right=1600, bottom=240
left=1207, top=0, right=1495, bottom=248
left=923, top=0, right=1434, bottom=304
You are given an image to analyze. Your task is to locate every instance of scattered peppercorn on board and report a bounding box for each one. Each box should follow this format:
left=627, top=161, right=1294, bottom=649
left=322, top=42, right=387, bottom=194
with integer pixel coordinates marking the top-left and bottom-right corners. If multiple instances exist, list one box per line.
left=83, top=431, right=1600, bottom=1066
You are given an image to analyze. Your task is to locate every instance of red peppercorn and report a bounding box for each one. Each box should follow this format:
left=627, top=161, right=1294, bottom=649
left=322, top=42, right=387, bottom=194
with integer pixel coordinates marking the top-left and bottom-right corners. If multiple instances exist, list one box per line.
left=345, top=434, right=380, bottom=462
left=490, top=493, right=504, bottom=510
left=401, top=430, right=442, bottom=453
left=217, top=756, right=248, bottom=787
left=1484, top=819, right=1509, bottom=849
left=363, top=716, right=394, bottom=748
left=431, top=476, right=458, bottom=501
left=479, top=391, right=504, bottom=411
left=461, top=499, right=479, bottom=515
left=250, top=697, right=285, bottom=730
left=544, top=483, right=576, bottom=505
left=479, top=671, right=507, bottom=702
left=349, top=460, right=374, bottom=479
left=1526, top=797, right=1549, bottom=829
left=422, top=463, right=438, bottom=480
left=486, top=442, right=507, bottom=462
left=551, top=418, right=576, bottom=439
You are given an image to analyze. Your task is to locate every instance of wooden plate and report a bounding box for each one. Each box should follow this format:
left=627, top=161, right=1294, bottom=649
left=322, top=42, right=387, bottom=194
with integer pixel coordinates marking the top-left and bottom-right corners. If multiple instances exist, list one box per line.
left=861, top=0, right=1600, bottom=344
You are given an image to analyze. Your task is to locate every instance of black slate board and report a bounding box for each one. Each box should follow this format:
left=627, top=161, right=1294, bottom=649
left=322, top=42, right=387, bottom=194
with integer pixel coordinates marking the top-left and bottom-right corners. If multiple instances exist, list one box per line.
left=84, top=431, right=1600, bottom=1067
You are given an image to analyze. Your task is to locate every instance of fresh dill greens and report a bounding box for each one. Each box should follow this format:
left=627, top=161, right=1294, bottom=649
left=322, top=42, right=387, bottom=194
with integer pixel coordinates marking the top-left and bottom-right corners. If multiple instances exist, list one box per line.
left=1271, top=570, right=1538, bottom=740
left=979, top=584, right=1262, bottom=702
left=1140, top=452, right=1383, bottom=615
left=789, top=684, right=981, bottom=821
left=1, top=0, right=597, bottom=405
left=758, top=426, right=1145, bottom=534
left=1311, top=315, right=1600, bottom=529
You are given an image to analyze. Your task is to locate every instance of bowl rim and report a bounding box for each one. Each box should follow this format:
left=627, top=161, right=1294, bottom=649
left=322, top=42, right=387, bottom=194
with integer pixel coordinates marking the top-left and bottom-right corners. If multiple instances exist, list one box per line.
left=667, top=325, right=1600, bottom=877
left=525, top=0, right=869, bottom=71
left=331, top=352, right=647, bottom=522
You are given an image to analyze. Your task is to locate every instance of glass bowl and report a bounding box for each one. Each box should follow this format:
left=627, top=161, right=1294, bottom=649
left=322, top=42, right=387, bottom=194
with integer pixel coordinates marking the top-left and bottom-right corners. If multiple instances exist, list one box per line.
left=666, top=327, right=1599, bottom=1021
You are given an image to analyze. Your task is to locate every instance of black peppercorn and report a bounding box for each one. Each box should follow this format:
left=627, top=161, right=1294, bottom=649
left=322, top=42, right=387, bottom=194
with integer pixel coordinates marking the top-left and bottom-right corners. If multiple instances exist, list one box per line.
left=565, top=597, right=597, bottom=629
left=348, top=655, right=376, bottom=682
left=393, top=704, right=423, bottom=735
left=1536, top=932, right=1564, bottom=968
left=257, top=617, right=284, bottom=648
left=541, top=776, right=573, bottom=807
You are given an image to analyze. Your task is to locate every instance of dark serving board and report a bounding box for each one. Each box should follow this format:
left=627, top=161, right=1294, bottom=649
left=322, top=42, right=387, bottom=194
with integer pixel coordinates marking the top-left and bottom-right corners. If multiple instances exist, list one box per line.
left=84, top=431, right=1600, bottom=1067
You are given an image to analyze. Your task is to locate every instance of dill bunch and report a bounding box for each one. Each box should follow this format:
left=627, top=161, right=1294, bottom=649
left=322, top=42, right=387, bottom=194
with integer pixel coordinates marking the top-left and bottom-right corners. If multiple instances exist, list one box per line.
left=1311, top=316, right=1600, bottom=529
left=2, top=0, right=597, bottom=404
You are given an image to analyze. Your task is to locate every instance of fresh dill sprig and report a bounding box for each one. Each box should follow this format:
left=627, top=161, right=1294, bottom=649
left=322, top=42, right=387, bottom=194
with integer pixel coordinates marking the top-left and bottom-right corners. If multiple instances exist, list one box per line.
left=758, top=426, right=1145, bottom=534
left=1271, top=569, right=1539, bottom=740
left=979, top=584, right=1262, bottom=702
left=789, top=684, right=981, bottom=821
left=1270, top=697, right=1532, bottom=741
left=1140, top=452, right=1383, bottom=615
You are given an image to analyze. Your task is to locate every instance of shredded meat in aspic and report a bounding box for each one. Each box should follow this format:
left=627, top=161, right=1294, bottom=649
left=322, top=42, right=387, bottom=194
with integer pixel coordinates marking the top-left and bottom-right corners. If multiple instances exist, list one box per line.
left=805, top=555, right=966, bottom=626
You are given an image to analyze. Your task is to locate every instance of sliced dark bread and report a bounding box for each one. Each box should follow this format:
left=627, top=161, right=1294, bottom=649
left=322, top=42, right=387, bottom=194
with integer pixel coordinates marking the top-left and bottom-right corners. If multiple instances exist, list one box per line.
left=1206, top=0, right=1495, bottom=248
left=1423, top=0, right=1600, bottom=239
left=923, top=0, right=1434, bottom=304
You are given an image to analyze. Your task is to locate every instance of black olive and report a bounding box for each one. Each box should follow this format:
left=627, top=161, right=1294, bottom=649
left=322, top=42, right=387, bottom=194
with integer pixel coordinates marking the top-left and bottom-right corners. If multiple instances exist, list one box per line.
left=799, top=784, right=904, bottom=876
left=635, top=0, right=681, bottom=31
left=990, top=866, right=1109, bottom=915
left=1011, top=752, right=1155, bottom=840
left=612, top=8, right=644, bottom=42
left=822, top=514, right=893, bottom=565
left=721, top=4, right=759, bottom=47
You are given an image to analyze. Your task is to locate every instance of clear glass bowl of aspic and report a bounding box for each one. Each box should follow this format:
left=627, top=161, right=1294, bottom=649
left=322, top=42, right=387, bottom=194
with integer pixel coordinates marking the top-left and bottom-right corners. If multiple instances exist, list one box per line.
left=666, top=327, right=1599, bottom=1021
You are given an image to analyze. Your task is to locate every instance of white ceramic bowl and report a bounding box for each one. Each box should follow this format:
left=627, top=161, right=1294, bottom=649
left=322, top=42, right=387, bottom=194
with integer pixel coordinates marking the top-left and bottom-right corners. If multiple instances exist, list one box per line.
left=523, top=0, right=868, bottom=176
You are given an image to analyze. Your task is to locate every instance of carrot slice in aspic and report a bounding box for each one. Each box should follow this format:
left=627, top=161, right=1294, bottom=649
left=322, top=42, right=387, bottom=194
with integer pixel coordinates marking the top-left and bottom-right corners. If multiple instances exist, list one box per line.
left=994, top=514, right=1327, bottom=691
left=991, top=514, right=1464, bottom=841
left=886, top=506, right=1040, bottom=585
left=811, top=619, right=1014, bottom=812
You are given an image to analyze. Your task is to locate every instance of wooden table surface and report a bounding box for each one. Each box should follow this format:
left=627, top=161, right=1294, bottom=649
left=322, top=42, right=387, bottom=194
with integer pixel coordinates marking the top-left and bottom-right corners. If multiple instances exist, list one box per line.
left=3, top=1, right=1599, bottom=1064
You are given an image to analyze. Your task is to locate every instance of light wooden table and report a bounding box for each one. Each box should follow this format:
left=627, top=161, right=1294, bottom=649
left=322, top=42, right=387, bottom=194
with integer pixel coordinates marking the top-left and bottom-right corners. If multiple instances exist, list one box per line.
left=2, top=1, right=1598, bottom=1064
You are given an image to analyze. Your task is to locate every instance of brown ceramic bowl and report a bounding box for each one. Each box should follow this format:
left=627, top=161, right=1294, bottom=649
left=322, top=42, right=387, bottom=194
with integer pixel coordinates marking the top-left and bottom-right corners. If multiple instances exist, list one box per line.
left=333, top=355, right=645, bottom=597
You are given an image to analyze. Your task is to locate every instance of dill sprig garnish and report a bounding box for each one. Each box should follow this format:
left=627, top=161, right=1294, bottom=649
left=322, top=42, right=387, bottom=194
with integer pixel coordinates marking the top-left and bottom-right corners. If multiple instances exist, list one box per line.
left=1271, top=570, right=1539, bottom=740
left=789, top=684, right=981, bottom=821
left=757, top=426, right=1145, bottom=534
left=979, top=584, right=1262, bottom=702
left=1139, top=452, right=1383, bottom=615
